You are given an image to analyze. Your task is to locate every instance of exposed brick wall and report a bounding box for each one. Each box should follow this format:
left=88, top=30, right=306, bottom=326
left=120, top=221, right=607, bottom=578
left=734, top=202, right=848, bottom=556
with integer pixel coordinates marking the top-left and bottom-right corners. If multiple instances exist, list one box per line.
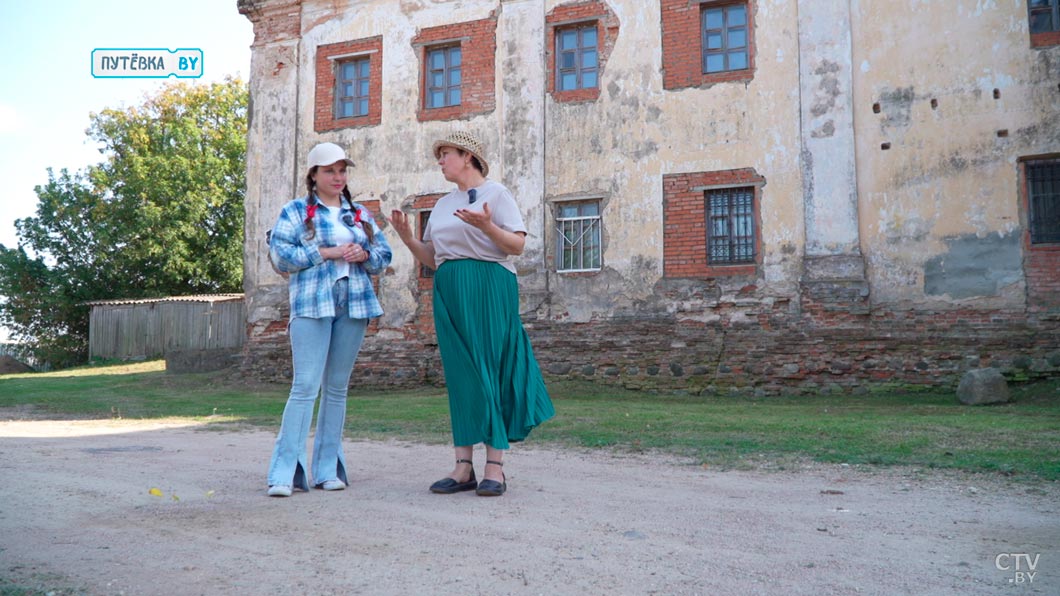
left=1031, top=30, right=1060, bottom=48
left=410, top=193, right=444, bottom=343
left=661, top=0, right=756, bottom=90
left=357, top=198, right=385, bottom=336
left=1026, top=245, right=1060, bottom=310
left=1020, top=158, right=1060, bottom=311
left=245, top=299, right=1060, bottom=393
left=413, top=14, right=498, bottom=122
left=545, top=1, right=620, bottom=103
left=663, top=169, right=763, bottom=278
left=527, top=304, right=1060, bottom=395
left=238, top=0, right=301, bottom=46
left=314, top=36, right=384, bottom=132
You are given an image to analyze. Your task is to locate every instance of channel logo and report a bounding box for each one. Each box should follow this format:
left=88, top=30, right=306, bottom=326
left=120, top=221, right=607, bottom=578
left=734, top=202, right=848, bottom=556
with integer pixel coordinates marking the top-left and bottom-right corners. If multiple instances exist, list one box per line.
left=91, top=48, right=203, bottom=79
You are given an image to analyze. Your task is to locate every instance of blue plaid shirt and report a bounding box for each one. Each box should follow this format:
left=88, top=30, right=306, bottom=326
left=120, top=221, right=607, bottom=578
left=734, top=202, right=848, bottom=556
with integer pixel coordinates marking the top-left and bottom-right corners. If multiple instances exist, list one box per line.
left=269, top=195, right=392, bottom=320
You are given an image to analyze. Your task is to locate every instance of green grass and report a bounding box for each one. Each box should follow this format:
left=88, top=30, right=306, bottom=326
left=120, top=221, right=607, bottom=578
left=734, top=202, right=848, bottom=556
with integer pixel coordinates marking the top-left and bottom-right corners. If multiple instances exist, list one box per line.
left=2, top=361, right=1059, bottom=480
left=0, top=574, right=81, bottom=596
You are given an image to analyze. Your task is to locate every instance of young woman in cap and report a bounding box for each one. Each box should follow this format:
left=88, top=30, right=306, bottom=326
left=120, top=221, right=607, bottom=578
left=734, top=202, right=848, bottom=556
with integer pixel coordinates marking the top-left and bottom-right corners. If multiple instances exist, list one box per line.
left=265, top=142, right=392, bottom=497
left=388, top=130, right=554, bottom=497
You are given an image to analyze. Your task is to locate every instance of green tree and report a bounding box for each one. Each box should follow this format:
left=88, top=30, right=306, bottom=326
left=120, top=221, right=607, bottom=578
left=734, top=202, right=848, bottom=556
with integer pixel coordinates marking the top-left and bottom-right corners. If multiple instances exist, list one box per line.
left=0, top=78, right=247, bottom=369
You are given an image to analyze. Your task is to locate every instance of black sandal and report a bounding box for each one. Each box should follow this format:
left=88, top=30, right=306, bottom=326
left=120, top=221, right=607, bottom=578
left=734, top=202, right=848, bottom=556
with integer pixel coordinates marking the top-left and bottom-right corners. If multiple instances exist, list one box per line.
left=476, top=460, right=506, bottom=497
left=429, top=458, right=477, bottom=494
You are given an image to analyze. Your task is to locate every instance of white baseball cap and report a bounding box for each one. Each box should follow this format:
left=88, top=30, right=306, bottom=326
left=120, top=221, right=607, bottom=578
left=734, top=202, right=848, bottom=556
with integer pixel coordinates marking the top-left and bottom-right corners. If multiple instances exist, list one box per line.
left=306, top=142, right=355, bottom=170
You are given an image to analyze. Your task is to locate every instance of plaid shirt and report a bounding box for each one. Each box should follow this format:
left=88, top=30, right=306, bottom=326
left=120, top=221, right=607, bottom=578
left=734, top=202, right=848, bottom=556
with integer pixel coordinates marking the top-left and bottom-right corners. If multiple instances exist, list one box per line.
left=269, top=196, right=392, bottom=320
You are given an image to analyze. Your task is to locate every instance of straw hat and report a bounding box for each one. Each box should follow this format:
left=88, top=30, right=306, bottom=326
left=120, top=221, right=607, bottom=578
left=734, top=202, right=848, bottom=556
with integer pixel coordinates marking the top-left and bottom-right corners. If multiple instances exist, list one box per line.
left=431, top=130, right=489, bottom=177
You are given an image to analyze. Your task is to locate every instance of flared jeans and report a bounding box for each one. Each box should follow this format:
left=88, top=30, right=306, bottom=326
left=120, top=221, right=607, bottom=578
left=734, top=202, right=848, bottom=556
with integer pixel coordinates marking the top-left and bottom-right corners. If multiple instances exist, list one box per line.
left=267, top=279, right=367, bottom=490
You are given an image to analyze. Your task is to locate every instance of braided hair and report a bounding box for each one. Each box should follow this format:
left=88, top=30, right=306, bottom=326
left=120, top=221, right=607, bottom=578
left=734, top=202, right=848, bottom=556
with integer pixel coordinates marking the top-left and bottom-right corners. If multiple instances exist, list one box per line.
left=303, top=168, right=375, bottom=244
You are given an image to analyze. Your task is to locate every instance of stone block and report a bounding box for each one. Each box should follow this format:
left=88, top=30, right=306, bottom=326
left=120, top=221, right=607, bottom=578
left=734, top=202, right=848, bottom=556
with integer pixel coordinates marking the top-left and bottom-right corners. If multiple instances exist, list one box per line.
left=957, top=368, right=1011, bottom=405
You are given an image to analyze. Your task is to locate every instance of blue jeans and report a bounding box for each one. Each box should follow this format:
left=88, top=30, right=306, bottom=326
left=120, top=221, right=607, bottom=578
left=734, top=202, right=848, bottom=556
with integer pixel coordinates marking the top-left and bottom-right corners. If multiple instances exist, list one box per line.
left=268, top=279, right=367, bottom=490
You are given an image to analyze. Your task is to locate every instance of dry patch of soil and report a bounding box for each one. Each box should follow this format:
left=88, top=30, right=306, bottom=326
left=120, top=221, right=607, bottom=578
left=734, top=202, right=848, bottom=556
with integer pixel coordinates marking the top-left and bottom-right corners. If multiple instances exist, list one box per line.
left=0, top=417, right=1056, bottom=595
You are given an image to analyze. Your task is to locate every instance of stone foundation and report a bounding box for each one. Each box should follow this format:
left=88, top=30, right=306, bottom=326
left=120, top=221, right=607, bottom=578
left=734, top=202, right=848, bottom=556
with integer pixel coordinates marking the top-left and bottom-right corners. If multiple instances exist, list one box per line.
left=240, top=300, right=1060, bottom=394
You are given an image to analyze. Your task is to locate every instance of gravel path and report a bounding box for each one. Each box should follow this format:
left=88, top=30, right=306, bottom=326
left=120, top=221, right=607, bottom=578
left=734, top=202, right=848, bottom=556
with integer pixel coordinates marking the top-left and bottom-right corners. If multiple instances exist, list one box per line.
left=0, top=418, right=1057, bottom=595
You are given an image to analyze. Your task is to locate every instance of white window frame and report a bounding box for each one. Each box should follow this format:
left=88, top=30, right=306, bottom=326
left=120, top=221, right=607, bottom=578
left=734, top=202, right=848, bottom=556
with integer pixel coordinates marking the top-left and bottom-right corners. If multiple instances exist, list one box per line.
left=555, top=199, right=602, bottom=272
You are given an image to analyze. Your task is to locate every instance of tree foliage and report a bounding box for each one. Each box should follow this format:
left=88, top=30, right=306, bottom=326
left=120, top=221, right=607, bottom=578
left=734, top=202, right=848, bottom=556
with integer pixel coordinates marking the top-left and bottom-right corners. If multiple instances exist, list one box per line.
left=0, top=78, right=247, bottom=368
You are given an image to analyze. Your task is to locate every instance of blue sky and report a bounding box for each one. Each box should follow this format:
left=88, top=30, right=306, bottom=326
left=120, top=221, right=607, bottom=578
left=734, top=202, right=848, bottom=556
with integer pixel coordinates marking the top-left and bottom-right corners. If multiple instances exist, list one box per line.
left=0, top=1, right=253, bottom=340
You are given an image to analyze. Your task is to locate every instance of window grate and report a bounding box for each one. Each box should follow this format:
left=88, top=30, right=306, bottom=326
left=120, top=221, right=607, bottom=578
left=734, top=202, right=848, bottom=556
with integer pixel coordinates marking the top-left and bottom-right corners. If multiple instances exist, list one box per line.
left=1028, top=160, right=1060, bottom=244
left=706, top=187, right=755, bottom=264
left=556, top=201, right=602, bottom=272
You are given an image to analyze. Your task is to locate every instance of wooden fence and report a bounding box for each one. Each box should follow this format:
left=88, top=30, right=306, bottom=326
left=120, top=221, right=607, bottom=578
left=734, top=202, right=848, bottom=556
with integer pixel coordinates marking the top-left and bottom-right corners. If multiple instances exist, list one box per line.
left=86, top=295, right=244, bottom=361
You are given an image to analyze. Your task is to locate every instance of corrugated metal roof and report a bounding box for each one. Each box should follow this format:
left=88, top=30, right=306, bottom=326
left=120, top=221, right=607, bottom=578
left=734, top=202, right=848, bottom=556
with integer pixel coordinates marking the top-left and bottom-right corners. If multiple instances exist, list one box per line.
left=81, top=294, right=244, bottom=307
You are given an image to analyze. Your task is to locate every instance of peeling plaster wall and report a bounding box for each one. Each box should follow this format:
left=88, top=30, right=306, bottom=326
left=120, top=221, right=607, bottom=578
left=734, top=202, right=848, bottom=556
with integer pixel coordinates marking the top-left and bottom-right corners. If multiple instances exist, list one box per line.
left=241, top=0, right=302, bottom=337
left=797, top=0, right=860, bottom=257
left=238, top=0, right=1060, bottom=391
left=851, top=0, right=1060, bottom=307
left=309, top=1, right=544, bottom=323
left=543, top=0, right=805, bottom=323
left=498, top=0, right=548, bottom=309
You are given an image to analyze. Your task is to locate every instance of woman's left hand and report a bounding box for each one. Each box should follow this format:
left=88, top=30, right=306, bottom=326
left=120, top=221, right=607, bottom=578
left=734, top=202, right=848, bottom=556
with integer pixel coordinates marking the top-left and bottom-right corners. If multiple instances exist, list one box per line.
left=455, top=202, right=493, bottom=230
left=340, top=243, right=369, bottom=263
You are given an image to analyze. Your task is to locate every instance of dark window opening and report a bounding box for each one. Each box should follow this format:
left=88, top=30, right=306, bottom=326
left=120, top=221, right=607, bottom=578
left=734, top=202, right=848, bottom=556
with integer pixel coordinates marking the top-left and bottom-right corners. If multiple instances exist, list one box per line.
left=1029, top=0, right=1060, bottom=34
left=1028, top=159, right=1060, bottom=244
left=707, top=187, right=756, bottom=264
left=419, top=211, right=435, bottom=278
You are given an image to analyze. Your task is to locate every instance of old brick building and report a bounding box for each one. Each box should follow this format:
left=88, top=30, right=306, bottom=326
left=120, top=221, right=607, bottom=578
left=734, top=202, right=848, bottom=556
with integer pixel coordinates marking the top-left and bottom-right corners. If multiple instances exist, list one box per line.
left=237, top=0, right=1060, bottom=393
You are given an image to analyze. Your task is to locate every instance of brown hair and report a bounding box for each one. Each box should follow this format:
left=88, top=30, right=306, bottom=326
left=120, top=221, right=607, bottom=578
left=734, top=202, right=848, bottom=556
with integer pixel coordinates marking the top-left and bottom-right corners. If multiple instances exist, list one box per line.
left=303, top=169, right=375, bottom=244
left=457, top=149, right=485, bottom=175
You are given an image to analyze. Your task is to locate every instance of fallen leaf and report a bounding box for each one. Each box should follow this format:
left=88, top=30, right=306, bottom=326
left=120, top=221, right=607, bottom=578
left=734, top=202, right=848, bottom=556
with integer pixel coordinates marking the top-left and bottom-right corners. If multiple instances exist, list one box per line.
left=149, top=488, right=163, bottom=497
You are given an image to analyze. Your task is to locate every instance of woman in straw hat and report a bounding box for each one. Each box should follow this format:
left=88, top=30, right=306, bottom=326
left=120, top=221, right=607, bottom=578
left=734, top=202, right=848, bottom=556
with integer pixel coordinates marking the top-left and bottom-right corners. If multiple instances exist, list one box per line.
left=388, top=130, right=554, bottom=497
left=265, top=142, right=393, bottom=497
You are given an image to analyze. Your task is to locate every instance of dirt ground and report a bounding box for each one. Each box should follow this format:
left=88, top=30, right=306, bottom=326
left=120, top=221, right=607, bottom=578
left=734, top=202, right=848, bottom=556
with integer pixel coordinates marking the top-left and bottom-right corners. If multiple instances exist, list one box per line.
left=0, top=416, right=1057, bottom=596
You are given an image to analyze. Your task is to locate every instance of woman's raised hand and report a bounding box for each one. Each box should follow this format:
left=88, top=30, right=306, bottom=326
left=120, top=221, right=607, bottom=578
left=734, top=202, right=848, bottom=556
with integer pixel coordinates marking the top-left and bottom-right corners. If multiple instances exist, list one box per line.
left=388, top=210, right=415, bottom=244
left=454, top=202, right=492, bottom=230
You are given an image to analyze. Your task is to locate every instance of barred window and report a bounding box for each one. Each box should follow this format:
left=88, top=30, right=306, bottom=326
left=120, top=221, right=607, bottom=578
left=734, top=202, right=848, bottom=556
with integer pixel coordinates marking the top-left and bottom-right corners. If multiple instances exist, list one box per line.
left=1028, top=159, right=1060, bottom=244
left=707, top=187, right=755, bottom=264
left=426, top=46, right=461, bottom=109
left=1030, top=0, right=1060, bottom=34
left=336, top=57, right=370, bottom=118
left=702, top=3, right=749, bottom=74
left=556, top=200, right=602, bottom=272
left=419, top=211, right=434, bottom=278
left=556, top=25, right=599, bottom=91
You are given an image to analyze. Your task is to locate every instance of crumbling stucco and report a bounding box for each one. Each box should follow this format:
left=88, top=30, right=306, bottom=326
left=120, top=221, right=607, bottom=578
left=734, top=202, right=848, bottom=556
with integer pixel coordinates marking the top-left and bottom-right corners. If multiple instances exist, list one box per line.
left=853, top=0, right=1057, bottom=307
left=237, top=0, right=1060, bottom=391
left=924, top=233, right=1023, bottom=299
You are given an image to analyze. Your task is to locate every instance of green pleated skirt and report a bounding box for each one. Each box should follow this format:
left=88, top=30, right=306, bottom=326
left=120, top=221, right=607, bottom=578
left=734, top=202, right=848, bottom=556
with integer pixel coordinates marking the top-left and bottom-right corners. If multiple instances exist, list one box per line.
left=433, top=259, right=555, bottom=449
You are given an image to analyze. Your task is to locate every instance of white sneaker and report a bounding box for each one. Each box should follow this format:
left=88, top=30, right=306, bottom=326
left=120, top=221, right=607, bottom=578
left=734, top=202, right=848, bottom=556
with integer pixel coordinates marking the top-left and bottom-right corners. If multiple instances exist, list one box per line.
left=267, top=484, right=292, bottom=497
left=320, top=479, right=346, bottom=491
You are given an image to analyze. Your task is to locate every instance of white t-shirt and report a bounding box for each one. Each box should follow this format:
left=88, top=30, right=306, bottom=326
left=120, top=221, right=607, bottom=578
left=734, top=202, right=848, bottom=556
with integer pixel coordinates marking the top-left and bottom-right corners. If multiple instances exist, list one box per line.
left=423, top=180, right=527, bottom=274
left=322, top=205, right=355, bottom=281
